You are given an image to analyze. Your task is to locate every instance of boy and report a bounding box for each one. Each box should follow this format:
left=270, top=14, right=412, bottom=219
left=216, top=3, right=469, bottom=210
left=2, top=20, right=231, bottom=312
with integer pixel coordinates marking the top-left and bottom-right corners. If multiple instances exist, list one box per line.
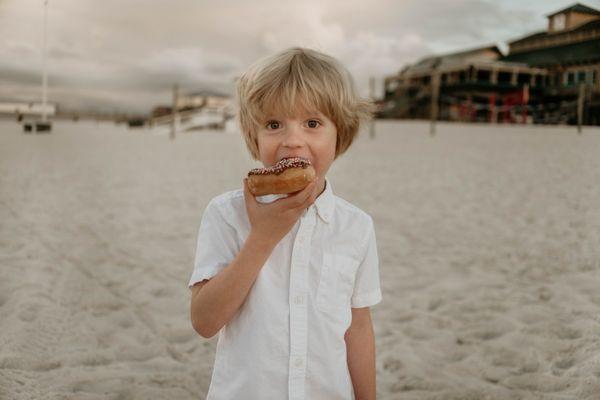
left=189, top=47, right=382, bottom=400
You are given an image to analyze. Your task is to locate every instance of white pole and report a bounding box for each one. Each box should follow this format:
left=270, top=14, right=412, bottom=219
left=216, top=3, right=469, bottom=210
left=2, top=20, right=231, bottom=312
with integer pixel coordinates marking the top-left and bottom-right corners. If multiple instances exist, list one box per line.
left=41, top=0, right=49, bottom=122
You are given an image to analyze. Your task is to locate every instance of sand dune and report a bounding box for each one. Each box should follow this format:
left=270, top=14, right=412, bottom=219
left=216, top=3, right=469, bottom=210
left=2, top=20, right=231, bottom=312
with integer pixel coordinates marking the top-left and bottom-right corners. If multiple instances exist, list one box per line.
left=1, top=120, right=599, bottom=399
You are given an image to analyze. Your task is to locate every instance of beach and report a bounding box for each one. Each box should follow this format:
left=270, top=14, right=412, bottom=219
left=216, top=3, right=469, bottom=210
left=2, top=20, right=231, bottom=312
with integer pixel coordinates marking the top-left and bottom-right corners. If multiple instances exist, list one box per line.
left=1, top=119, right=599, bottom=399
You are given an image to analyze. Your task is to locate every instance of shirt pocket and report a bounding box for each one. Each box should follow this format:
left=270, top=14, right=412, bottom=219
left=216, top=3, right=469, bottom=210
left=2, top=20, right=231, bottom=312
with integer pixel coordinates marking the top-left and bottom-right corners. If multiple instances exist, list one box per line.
left=316, top=252, right=360, bottom=314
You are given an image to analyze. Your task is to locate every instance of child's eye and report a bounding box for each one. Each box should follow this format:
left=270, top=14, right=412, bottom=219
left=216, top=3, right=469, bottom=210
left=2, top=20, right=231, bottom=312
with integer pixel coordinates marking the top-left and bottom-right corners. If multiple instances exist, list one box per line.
left=266, top=120, right=280, bottom=130
left=307, top=119, right=321, bottom=128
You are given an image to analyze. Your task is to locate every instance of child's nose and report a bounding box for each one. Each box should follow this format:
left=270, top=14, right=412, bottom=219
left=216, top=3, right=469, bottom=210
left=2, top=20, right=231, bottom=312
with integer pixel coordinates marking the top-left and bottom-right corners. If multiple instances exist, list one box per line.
left=282, top=124, right=305, bottom=147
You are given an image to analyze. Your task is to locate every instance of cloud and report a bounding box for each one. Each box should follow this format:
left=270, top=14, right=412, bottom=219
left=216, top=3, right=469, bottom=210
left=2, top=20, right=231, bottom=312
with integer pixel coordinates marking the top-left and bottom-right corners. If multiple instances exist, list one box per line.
left=1, top=0, right=597, bottom=113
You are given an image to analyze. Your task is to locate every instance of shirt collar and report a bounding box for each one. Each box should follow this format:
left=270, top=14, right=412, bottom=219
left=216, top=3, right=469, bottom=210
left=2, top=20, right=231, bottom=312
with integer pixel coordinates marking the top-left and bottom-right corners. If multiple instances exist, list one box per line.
left=314, top=177, right=334, bottom=224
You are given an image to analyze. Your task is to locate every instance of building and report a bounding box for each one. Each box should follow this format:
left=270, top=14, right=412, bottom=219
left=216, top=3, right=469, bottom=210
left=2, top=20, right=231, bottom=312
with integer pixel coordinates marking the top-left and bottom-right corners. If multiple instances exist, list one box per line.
left=148, top=89, right=233, bottom=131
left=381, top=46, right=548, bottom=123
left=0, top=101, right=57, bottom=118
left=381, top=3, right=600, bottom=125
left=175, top=89, right=232, bottom=114
left=503, top=3, right=600, bottom=90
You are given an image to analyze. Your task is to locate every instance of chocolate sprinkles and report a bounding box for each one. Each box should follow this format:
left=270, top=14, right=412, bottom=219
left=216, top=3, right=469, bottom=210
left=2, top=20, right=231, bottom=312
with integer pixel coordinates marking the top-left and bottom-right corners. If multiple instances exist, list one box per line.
left=248, top=157, right=312, bottom=176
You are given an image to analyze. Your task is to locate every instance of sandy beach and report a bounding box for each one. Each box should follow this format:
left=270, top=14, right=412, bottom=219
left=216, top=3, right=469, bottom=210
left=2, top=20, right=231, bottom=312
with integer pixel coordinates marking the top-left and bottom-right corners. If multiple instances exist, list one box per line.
left=1, top=119, right=600, bottom=399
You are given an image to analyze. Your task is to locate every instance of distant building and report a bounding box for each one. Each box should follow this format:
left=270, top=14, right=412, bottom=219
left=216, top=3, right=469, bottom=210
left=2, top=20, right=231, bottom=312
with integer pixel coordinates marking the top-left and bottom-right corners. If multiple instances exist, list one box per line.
left=150, top=105, right=173, bottom=119
left=382, top=45, right=547, bottom=122
left=503, top=3, right=600, bottom=90
left=148, top=89, right=233, bottom=131
left=381, top=3, right=599, bottom=125
left=0, top=101, right=58, bottom=118
left=176, top=89, right=232, bottom=113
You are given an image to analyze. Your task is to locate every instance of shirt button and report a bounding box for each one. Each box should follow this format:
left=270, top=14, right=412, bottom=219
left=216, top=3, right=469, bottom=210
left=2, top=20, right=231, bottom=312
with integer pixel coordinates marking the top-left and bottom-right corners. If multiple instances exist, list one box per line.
left=298, top=236, right=305, bottom=244
left=294, top=358, right=304, bottom=368
left=294, top=295, right=304, bottom=305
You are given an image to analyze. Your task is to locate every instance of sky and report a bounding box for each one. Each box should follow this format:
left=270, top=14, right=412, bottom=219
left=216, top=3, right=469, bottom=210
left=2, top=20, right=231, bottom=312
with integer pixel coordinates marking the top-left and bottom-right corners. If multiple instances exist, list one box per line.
left=1, top=0, right=599, bottom=114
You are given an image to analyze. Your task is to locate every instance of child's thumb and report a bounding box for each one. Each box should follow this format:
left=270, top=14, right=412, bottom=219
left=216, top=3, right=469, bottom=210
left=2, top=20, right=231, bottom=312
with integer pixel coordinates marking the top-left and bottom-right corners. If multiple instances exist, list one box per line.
left=243, top=178, right=256, bottom=204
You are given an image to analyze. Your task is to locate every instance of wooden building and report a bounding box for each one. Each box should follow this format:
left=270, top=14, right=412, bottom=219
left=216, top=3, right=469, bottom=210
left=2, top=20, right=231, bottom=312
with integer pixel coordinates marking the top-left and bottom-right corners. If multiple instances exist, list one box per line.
left=503, top=3, right=600, bottom=90
left=381, top=3, right=600, bottom=125
left=382, top=46, right=547, bottom=123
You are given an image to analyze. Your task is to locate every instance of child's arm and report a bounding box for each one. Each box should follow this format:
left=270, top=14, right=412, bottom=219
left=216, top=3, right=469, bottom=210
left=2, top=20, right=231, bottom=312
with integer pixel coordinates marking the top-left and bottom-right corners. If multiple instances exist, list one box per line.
left=345, top=307, right=376, bottom=400
left=190, top=232, right=276, bottom=338
left=190, top=178, right=320, bottom=338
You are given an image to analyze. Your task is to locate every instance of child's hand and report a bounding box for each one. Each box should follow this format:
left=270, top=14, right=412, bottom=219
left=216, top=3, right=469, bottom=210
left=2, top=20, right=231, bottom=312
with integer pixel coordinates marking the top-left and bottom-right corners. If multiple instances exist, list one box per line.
left=243, top=177, right=320, bottom=248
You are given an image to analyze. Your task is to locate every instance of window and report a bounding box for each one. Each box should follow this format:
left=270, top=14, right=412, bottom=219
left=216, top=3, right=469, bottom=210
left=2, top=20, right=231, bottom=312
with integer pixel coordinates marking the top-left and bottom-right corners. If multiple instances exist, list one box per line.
left=498, top=71, right=511, bottom=84
left=535, top=75, right=543, bottom=87
left=518, top=74, right=531, bottom=85
left=387, top=80, right=399, bottom=92
left=476, top=70, right=490, bottom=83
left=585, top=70, right=595, bottom=85
left=552, top=14, right=566, bottom=31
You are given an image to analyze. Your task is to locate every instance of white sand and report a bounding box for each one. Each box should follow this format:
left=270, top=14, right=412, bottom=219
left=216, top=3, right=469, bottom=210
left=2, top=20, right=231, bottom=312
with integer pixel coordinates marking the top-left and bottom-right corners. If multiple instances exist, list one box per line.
left=1, top=119, right=600, bottom=399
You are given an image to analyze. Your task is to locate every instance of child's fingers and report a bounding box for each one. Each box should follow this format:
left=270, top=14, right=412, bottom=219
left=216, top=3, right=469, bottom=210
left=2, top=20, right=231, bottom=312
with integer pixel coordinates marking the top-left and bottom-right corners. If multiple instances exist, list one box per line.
left=243, top=178, right=257, bottom=205
left=271, top=185, right=308, bottom=209
left=286, top=180, right=318, bottom=210
left=301, top=180, right=320, bottom=208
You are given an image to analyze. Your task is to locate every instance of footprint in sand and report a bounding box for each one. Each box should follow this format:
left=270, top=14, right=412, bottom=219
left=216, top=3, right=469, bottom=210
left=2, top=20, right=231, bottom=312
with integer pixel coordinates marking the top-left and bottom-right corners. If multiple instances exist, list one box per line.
left=114, top=344, right=161, bottom=363
left=17, top=303, right=39, bottom=322
left=0, top=293, right=7, bottom=307
left=501, top=373, right=570, bottom=392
left=0, top=355, right=62, bottom=372
left=553, top=357, right=575, bottom=370
left=70, top=378, right=131, bottom=398
left=524, top=322, right=582, bottom=340
left=382, top=357, right=403, bottom=372
left=111, top=311, right=135, bottom=329
left=389, top=375, right=445, bottom=393
left=163, top=327, right=197, bottom=344
left=86, top=299, right=126, bottom=317
left=150, top=286, right=174, bottom=298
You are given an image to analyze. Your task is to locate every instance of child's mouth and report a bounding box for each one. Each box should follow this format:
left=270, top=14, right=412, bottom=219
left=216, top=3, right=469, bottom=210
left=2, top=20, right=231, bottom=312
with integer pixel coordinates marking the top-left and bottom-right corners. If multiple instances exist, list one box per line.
left=277, top=156, right=311, bottom=164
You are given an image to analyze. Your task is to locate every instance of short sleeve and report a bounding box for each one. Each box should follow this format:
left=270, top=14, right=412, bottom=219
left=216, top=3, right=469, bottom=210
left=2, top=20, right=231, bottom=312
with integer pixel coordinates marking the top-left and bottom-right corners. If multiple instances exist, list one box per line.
left=351, top=217, right=382, bottom=308
left=188, top=199, right=239, bottom=289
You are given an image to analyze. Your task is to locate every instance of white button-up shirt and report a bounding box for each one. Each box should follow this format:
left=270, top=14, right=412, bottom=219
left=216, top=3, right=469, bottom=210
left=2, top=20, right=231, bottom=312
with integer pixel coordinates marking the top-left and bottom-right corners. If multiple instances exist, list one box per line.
left=188, top=178, right=382, bottom=400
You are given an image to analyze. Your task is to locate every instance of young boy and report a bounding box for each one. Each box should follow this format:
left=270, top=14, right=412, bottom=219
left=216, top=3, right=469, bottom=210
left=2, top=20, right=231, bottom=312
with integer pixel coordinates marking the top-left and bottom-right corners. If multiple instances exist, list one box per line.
left=189, top=47, right=382, bottom=400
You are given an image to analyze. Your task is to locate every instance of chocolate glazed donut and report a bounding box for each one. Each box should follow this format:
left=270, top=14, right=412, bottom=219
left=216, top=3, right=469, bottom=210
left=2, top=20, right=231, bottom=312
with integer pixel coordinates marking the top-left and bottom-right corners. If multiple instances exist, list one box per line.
left=247, top=157, right=316, bottom=196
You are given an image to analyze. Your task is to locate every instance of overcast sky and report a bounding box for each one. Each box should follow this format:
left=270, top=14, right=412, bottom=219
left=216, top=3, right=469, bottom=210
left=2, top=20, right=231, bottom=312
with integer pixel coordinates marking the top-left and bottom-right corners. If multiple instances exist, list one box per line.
left=1, top=0, right=599, bottom=114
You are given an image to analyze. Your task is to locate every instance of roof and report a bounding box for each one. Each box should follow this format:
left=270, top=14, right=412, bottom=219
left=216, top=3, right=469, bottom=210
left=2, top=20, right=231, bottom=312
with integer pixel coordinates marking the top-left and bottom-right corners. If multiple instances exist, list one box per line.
left=508, top=19, right=600, bottom=47
left=403, top=45, right=501, bottom=73
left=426, top=44, right=502, bottom=60
left=547, top=3, right=600, bottom=17
left=509, top=31, right=549, bottom=46
left=502, top=37, right=600, bottom=67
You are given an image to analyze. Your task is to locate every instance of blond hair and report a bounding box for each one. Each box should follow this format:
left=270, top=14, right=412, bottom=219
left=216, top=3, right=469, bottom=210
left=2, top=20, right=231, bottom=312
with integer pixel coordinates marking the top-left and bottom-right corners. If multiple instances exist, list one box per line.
left=235, top=47, right=375, bottom=161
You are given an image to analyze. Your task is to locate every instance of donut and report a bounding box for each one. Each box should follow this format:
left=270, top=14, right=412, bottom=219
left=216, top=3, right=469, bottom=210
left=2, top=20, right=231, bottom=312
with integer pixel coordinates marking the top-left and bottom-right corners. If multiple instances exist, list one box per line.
left=247, top=157, right=316, bottom=196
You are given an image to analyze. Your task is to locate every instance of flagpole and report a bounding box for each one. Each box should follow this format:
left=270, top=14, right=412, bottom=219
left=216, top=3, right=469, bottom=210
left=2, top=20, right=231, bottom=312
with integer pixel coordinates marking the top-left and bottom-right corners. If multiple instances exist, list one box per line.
left=42, top=0, right=48, bottom=123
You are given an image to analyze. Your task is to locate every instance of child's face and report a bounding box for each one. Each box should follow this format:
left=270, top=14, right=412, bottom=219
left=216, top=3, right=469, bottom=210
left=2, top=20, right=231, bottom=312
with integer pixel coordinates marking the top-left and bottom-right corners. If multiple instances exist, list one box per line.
left=256, top=107, right=337, bottom=193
